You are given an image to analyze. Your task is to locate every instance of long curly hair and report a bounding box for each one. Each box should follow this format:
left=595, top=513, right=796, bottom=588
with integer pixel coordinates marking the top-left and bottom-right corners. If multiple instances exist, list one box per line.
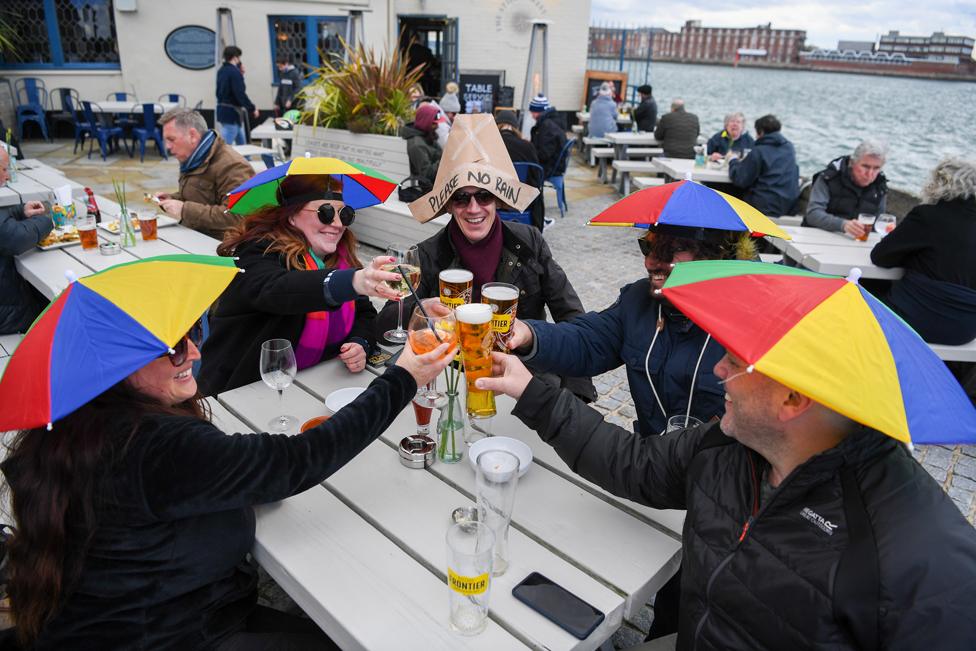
left=218, top=175, right=363, bottom=270
left=921, top=157, right=976, bottom=205
left=0, top=381, right=208, bottom=646
left=642, top=227, right=757, bottom=263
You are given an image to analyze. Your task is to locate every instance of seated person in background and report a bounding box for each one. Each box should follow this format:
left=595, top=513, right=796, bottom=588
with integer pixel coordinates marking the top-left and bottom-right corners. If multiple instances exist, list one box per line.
left=496, top=110, right=545, bottom=231
left=587, top=82, right=618, bottom=139
left=0, top=146, right=52, bottom=334
left=707, top=112, right=754, bottom=160
left=400, top=102, right=443, bottom=187
left=155, top=107, right=255, bottom=240
left=383, top=114, right=595, bottom=403
left=805, top=139, right=888, bottom=238
left=633, top=84, right=658, bottom=132
left=479, top=346, right=976, bottom=650
left=198, top=175, right=394, bottom=395
left=728, top=114, right=799, bottom=217
left=871, top=157, right=976, bottom=346
left=528, top=95, right=569, bottom=179
left=2, top=300, right=450, bottom=649
left=654, top=99, right=700, bottom=159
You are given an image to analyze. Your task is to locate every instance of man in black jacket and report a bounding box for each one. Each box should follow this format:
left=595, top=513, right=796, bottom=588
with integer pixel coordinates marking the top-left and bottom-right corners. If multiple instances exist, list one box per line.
left=479, top=350, right=976, bottom=650
left=496, top=110, right=545, bottom=231
left=728, top=114, right=799, bottom=216
left=634, top=85, right=657, bottom=132
left=804, top=139, right=888, bottom=238
left=528, top=95, right=568, bottom=179
left=654, top=99, right=699, bottom=159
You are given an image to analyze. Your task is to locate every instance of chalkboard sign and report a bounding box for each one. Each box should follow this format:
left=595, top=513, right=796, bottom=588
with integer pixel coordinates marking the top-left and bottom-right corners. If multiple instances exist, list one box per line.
left=459, top=70, right=504, bottom=114
left=582, top=70, right=627, bottom=109
left=165, top=26, right=216, bottom=70
left=496, top=86, right=515, bottom=109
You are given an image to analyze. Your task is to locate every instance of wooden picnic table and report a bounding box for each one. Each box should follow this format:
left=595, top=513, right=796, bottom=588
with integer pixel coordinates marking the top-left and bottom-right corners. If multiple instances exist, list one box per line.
left=215, top=357, right=683, bottom=650
left=651, top=157, right=731, bottom=184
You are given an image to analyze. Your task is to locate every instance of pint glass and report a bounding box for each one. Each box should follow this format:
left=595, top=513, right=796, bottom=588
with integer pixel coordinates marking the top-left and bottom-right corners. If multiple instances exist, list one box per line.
left=481, top=282, right=519, bottom=353
left=138, top=213, right=158, bottom=241
left=439, top=268, right=473, bottom=308
left=456, top=303, right=496, bottom=418
left=855, top=213, right=875, bottom=242
left=78, top=218, right=98, bottom=250
left=446, top=521, right=494, bottom=635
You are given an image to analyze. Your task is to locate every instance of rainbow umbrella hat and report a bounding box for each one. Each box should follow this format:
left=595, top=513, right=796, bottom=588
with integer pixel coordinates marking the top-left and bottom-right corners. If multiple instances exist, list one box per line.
left=226, top=156, right=397, bottom=215
left=661, top=260, right=976, bottom=445
left=0, top=255, right=240, bottom=431
left=588, top=180, right=791, bottom=240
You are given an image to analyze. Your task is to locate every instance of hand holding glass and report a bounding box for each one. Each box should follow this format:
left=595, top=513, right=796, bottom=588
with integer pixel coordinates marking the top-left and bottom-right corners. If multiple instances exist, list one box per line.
left=259, top=339, right=297, bottom=433
left=408, top=303, right=457, bottom=407
left=383, top=243, right=420, bottom=343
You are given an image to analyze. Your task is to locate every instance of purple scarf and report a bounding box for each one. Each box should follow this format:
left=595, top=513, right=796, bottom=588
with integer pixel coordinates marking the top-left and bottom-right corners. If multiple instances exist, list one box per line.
left=448, top=216, right=503, bottom=302
left=295, top=250, right=355, bottom=369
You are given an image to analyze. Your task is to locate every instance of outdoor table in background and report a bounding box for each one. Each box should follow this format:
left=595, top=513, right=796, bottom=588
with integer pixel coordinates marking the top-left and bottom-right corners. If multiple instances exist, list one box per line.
left=763, top=225, right=903, bottom=279
left=214, top=357, right=683, bottom=650
left=603, top=131, right=661, bottom=161
left=576, top=111, right=632, bottom=127
left=89, top=101, right=178, bottom=114
left=651, top=157, right=731, bottom=184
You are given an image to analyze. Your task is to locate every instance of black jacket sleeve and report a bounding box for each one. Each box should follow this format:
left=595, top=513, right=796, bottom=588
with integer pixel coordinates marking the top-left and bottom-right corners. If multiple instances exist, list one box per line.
left=513, top=376, right=711, bottom=510
left=140, top=365, right=416, bottom=519
left=870, top=209, right=925, bottom=268
left=0, top=206, right=54, bottom=256
left=346, top=294, right=377, bottom=352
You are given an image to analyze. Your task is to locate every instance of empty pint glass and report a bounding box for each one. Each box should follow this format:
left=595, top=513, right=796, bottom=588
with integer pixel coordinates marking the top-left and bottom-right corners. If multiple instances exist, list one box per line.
left=439, top=268, right=473, bottom=308
left=456, top=303, right=496, bottom=418
left=476, top=449, right=520, bottom=576
left=481, top=282, right=519, bottom=353
left=446, top=521, right=494, bottom=635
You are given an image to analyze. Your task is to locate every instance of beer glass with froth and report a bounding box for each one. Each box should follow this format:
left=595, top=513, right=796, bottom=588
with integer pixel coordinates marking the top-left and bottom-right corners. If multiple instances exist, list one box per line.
left=456, top=303, right=496, bottom=418
left=439, top=268, right=473, bottom=308
left=481, top=283, right=519, bottom=353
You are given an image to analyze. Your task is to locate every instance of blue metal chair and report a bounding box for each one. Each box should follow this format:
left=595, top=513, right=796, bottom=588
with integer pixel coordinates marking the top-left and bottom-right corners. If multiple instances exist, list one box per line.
left=130, top=103, right=167, bottom=162
left=14, top=78, right=49, bottom=141
left=545, top=138, right=576, bottom=218
left=106, top=92, right=138, bottom=131
left=158, top=93, right=187, bottom=107
left=499, top=161, right=545, bottom=227
left=81, top=101, right=127, bottom=160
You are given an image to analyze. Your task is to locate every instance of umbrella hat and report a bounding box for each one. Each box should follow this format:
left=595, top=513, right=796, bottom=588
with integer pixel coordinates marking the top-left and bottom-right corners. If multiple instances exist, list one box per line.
left=661, top=260, right=976, bottom=445
left=226, top=156, right=397, bottom=215
left=588, top=180, right=791, bottom=240
left=0, top=255, right=241, bottom=431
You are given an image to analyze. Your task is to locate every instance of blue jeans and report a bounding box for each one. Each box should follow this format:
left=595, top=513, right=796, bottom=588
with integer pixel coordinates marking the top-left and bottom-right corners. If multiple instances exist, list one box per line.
left=219, top=122, right=245, bottom=145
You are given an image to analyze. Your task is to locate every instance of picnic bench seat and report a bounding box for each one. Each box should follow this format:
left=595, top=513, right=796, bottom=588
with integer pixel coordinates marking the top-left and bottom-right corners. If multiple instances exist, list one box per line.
left=293, top=126, right=450, bottom=248
left=632, top=176, right=665, bottom=191
left=582, top=136, right=610, bottom=165
left=928, top=339, right=976, bottom=362
left=592, top=148, right=615, bottom=181
left=625, top=146, right=664, bottom=160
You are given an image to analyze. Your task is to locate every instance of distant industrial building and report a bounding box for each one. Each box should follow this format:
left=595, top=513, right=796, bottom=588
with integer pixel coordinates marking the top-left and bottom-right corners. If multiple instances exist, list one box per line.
left=837, top=40, right=875, bottom=53
left=878, top=31, right=975, bottom=63
left=651, top=20, right=805, bottom=64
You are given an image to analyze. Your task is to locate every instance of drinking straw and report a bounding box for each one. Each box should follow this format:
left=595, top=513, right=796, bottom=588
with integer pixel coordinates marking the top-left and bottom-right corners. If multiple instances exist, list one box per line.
left=397, top=264, right=442, bottom=343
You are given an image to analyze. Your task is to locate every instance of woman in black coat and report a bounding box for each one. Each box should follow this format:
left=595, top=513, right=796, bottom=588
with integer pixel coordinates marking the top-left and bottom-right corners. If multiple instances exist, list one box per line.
left=198, top=174, right=402, bottom=395
left=871, top=157, right=976, bottom=345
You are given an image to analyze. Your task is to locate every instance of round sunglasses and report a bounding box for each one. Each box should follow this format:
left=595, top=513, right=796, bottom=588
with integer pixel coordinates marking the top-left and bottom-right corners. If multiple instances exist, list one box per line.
left=302, top=203, right=356, bottom=227
left=162, top=320, right=205, bottom=367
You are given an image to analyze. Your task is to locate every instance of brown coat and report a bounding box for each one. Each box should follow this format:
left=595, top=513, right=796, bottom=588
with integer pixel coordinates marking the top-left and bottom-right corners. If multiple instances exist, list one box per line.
left=174, top=135, right=254, bottom=239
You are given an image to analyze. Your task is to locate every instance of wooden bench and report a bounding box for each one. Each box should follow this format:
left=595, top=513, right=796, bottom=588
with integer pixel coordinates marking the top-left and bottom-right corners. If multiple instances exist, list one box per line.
left=292, top=126, right=448, bottom=248
left=612, top=160, right=665, bottom=195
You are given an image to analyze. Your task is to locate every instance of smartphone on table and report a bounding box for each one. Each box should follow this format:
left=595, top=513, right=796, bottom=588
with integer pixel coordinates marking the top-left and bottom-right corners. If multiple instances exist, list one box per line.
left=512, top=572, right=605, bottom=640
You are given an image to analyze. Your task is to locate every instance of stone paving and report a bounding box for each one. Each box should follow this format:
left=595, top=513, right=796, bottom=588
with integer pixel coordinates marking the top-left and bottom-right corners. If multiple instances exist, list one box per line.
left=20, top=138, right=976, bottom=649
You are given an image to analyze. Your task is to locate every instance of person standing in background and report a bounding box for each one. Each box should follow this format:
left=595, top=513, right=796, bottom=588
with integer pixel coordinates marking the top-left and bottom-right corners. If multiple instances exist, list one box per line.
left=216, top=45, right=259, bottom=146
left=634, top=85, right=658, bottom=132
left=273, top=55, right=303, bottom=116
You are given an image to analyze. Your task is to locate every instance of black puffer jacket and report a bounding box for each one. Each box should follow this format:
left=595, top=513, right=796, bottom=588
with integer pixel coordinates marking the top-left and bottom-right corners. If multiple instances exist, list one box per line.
left=514, top=378, right=976, bottom=651
left=0, top=203, right=53, bottom=333
left=376, top=220, right=596, bottom=402
left=530, top=109, right=568, bottom=178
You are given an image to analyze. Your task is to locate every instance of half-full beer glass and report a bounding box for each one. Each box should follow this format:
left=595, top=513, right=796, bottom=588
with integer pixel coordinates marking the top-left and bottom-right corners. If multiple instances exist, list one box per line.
left=481, top=282, right=519, bottom=353
left=456, top=303, right=496, bottom=418
left=439, top=268, right=473, bottom=308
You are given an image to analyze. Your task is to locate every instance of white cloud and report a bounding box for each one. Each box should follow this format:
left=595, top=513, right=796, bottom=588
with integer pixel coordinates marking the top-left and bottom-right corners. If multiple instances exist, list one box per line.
left=591, top=0, right=976, bottom=50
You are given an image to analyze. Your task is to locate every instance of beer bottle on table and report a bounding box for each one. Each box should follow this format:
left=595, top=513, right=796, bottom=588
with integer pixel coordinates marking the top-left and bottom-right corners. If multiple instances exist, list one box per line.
left=84, top=187, right=102, bottom=224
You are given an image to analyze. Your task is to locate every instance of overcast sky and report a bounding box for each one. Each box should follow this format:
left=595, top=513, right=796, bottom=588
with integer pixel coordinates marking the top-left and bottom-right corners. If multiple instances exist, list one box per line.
left=590, top=1, right=976, bottom=49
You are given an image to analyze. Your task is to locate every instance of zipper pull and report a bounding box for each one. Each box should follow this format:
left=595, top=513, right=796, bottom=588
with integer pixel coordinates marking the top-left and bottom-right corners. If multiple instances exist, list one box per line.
left=738, top=516, right=753, bottom=543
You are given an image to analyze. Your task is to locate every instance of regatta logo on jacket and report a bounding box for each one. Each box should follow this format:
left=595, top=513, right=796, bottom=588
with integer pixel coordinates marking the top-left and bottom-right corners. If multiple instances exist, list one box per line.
left=800, top=507, right=839, bottom=536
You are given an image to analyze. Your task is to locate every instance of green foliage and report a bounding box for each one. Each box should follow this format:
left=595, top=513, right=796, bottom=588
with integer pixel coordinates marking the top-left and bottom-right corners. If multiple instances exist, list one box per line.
left=0, top=17, right=18, bottom=55
left=298, top=38, right=424, bottom=136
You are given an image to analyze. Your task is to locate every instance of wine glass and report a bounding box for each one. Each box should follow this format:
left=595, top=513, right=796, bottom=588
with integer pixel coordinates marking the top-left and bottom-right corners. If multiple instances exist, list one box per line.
left=408, top=303, right=457, bottom=408
left=874, top=213, right=896, bottom=236
left=383, top=243, right=420, bottom=344
left=260, top=339, right=298, bottom=433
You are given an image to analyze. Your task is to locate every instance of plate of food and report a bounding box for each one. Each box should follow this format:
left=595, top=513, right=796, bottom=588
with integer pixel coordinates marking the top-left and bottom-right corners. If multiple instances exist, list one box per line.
left=98, top=215, right=178, bottom=234
left=37, top=226, right=81, bottom=250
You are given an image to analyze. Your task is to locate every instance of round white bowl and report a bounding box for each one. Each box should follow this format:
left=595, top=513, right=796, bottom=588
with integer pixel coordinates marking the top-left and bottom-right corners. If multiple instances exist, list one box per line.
left=468, top=436, right=533, bottom=478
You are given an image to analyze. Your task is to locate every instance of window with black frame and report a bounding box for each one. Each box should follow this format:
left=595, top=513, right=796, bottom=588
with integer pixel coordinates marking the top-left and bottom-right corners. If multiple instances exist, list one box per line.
left=0, top=0, right=119, bottom=68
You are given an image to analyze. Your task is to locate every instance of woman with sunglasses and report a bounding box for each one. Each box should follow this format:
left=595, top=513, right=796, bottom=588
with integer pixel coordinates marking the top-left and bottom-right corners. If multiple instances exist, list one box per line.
left=2, top=314, right=453, bottom=649
left=376, top=178, right=596, bottom=403
left=198, top=175, right=400, bottom=395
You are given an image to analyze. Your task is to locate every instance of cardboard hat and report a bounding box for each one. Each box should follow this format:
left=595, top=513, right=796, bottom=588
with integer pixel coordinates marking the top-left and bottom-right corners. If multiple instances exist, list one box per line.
left=408, top=114, right=539, bottom=223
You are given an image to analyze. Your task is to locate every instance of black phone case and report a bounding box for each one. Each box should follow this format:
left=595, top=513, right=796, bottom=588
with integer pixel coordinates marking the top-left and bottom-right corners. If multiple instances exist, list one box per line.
left=512, top=572, right=605, bottom=640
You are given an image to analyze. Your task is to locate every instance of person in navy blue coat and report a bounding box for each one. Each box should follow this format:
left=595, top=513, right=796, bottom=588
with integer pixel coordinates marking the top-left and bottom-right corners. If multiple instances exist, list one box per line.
left=216, top=45, right=259, bottom=146
left=728, top=114, right=799, bottom=216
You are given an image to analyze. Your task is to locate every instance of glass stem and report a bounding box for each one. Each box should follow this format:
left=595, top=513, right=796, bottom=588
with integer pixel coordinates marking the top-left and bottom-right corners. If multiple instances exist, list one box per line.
left=396, top=298, right=404, bottom=332
left=278, top=388, right=284, bottom=425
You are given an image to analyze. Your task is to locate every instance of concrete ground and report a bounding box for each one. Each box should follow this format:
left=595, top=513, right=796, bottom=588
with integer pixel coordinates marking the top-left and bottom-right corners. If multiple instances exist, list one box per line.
left=19, top=137, right=976, bottom=649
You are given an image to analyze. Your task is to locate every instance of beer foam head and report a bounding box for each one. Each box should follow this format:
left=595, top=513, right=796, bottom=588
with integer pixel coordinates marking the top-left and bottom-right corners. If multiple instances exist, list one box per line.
left=481, top=284, right=518, bottom=302
left=455, top=303, right=492, bottom=324
left=439, top=268, right=473, bottom=284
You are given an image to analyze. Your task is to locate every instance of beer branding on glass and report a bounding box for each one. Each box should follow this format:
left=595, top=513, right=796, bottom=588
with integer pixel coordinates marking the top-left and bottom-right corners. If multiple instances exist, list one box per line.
left=439, top=268, right=473, bottom=308
left=455, top=303, right=496, bottom=418
left=481, top=282, right=519, bottom=353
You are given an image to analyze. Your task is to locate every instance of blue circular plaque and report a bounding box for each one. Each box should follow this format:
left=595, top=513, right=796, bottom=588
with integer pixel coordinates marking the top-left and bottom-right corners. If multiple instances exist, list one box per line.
left=165, top=26, right=216, bottom=70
